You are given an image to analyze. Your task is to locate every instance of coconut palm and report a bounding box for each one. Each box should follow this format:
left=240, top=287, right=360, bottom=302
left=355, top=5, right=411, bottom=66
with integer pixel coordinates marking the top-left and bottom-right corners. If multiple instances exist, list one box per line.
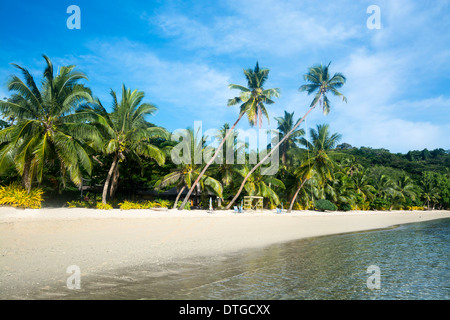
left=154, top=128, right=222, bottom=208
left=420, top=172, right=440, bottom=209
left=287, top=124, right=341, bottom=212
left=352, top=170, right=376, bottom=209
left=371, top=174, right=395, bottom=201
left=238, top=165, right=285, bottom=207
left=178, top=62, right=280, bottom=210
left=79, top=85, right=167, bottom=203
left=226, top=62, right=347, bottom=209
left=274, top=111, right=305, bottom=166
left=211, top=123, right=245, bottom=186
left=328, top=172, right=357, bottom=209
left=341, top=156, right=362, bottom=177
left=0, top=55, right=97, bottom=191
left=392, top=175, right=418, bottom=207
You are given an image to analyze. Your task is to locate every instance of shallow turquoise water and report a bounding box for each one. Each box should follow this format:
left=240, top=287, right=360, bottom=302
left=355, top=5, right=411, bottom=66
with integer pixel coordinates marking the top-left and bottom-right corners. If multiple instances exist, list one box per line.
left=37, top=218, right=449, bottom=300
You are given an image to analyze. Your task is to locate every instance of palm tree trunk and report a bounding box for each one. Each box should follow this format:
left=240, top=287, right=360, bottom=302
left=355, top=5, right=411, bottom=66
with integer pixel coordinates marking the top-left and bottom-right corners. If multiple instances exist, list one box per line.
left=178, top=111, right=245, bottom=210
left=288, top=178, right=308, bottom=213
left=173, top=186, right=186, bottom=209
left=225, top=96, right=321, bottom=210
left=281, top=147, right=287, bottom=166
left=109, top=164, right=120, bottom=199
left=22, top=160, right=32, bottom=193
left=102, top=154, right=118, bottom=204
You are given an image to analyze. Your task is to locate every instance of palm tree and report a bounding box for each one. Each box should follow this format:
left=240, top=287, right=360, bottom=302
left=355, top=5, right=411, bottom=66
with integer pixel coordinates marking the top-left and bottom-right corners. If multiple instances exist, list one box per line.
left=225, top=62, right=347, bottom=209
left=80, top=85, right=167, bottom=203
left=0, top=55, right=97, bottom=191
left=154, top=128, right=222, bottom=208
left=352, top=170, right=376, bottom=209
left=213, top=123, right=245, bottom=186
left=420, top=172, right=440, bottom=209
left=329, top=172, right=357, bottom=209
left=238, top=165, right=285, bottom=208
left=178, top=62, right=280, bottom=210
left=274, top=111, right=305, bottom=166
left=287, top=124, right=341, bottom=212
left=392, top=175, right=418, bottom=208
left=371, top=174, right=395, bottom=201
left=341, top=156, right=362, bottom=177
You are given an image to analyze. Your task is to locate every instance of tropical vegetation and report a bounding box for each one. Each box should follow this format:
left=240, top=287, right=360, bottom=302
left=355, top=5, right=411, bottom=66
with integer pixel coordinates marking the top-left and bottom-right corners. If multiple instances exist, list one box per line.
left=0, top=56, right=449, bottom=211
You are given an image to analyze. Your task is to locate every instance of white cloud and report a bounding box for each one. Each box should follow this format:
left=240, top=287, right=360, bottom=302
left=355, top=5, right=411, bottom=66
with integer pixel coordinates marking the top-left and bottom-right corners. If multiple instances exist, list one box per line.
left=52, top=39, right=237, bottom=130
left=149, top=0, right=360, bottom=56
left=322, top=49, right=450, bottom=153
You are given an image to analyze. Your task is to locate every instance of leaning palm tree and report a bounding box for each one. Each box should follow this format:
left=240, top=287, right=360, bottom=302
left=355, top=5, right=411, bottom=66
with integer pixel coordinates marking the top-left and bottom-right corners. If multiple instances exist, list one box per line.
left=211, top=123, right=246, bottom=187
left=0, top=55, right=97, bottom=191
left=238, top=165, right=285, bottom=208
left=225, top=62, right=346, bottom=209
left=287, top=124, right=341, bottom=212
left=178, top=62, right=280, bottom=210
left=154, top=128, right=222, bottom=208
left=274, top=111, right=305, bottom=166
left=79, top=85, right=167, bottom=203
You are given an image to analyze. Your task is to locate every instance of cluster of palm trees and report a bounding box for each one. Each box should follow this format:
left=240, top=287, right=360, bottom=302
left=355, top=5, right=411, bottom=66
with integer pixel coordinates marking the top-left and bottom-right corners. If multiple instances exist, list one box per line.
left=0, top=56, right=167, bottom=204
left=0, top=56, right=350, bottom=209
left=1, top=55, right=434, bottom=211
left=178, top=61, right=347, bottom=210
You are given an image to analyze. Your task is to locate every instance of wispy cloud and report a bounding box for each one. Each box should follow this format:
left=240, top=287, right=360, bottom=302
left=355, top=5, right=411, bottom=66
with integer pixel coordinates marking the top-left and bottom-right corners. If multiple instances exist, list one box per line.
left=149, top=0, right=360, bottom=57
left=51, top=39, right=236, bottom=130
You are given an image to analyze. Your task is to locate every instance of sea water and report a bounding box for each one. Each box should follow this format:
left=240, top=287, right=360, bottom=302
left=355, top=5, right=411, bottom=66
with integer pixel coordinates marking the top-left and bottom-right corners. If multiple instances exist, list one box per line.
left=33, top=218, right=449, bottom=300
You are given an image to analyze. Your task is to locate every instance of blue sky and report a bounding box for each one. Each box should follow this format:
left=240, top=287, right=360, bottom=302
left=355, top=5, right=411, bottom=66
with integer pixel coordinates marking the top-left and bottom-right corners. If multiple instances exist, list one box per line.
left=0, top=0, right=449, bottom=153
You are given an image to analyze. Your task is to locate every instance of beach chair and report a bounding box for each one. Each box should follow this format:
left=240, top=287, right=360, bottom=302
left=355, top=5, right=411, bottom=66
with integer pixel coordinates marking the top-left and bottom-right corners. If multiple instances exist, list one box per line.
left=234, top=206, right=239, bottom=213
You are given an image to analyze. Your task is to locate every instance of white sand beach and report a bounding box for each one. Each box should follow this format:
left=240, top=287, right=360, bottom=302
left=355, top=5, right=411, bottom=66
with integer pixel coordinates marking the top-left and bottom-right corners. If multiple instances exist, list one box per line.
left=1, top=207, right=449, bottom=299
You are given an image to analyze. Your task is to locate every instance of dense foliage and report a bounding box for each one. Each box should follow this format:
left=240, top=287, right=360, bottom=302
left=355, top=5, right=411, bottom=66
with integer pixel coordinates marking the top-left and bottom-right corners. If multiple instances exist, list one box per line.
left=1, top=56, right=449, bottom=211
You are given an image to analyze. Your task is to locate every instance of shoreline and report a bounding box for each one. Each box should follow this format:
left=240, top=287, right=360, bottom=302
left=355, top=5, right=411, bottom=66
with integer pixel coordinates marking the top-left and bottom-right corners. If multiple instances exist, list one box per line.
left=1, top=207, right=449, bottom=299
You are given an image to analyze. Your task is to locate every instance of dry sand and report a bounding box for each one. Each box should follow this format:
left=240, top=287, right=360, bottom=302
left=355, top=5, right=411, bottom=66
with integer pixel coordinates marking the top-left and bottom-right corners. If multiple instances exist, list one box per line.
left=1, top=207, right=449, bottom=299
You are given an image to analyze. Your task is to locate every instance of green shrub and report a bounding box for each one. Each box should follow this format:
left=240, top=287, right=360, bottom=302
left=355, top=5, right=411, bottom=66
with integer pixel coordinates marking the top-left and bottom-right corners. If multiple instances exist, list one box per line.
left=0, top=183, right=44, bottom=209
left=67, top=200, right=92, bottom=208
left=177, top=201, right=191, bottom=210
left=155, top=199, right=171, bottom=208
left=314, top=199, right=337, bottom=212
left=339, top=203, right=352, bottom=212
left=370, top=198, right=391, bottom=210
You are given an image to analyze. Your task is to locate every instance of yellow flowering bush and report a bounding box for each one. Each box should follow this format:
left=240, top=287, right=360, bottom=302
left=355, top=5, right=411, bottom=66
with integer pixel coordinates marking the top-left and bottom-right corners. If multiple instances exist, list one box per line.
left=406, top=206, right=425, bottom=211
left=118, top=199, right=173, bottom=210
left=293, top=203, right=308, bottom=210
left=96, top=202, right=113, bottom=210
left=0, top=183, right=44, bottom=209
